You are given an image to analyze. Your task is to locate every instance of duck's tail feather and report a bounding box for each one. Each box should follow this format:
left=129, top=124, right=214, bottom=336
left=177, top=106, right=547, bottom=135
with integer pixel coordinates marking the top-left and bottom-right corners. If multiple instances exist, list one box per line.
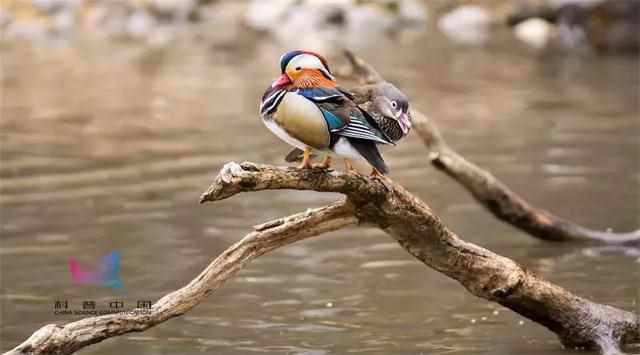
left=347, top=138, right=389, bottom=174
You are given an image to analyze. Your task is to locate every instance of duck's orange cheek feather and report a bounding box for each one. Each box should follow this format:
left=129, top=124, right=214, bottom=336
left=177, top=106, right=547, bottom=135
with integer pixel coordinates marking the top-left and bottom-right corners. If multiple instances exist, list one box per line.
left=293, top=69, right=336, bottom=88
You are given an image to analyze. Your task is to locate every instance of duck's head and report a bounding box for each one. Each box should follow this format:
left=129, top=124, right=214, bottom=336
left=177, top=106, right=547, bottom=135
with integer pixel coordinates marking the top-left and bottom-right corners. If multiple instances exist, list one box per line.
left=271, top=50, right=335, bottom=88
left=373, top=83, right=412, bottom=135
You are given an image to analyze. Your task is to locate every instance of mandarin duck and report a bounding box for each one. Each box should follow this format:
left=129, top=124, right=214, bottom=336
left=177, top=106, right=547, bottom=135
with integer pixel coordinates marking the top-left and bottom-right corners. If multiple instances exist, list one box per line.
left=260, top=50, right=393, bottom=174
left=284, top=81, right=411, bottom=162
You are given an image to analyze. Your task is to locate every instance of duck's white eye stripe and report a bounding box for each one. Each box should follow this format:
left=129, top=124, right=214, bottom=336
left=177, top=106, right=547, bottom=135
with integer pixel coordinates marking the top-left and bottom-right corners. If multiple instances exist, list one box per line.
left=320, top=67, right=335, bottom=81
left=287, top=54, right=325, bottom=72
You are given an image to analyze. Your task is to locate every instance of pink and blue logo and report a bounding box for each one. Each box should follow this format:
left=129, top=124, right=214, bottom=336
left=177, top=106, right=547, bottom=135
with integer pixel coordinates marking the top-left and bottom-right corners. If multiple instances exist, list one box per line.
left=69, top=251, right=123, bottom=291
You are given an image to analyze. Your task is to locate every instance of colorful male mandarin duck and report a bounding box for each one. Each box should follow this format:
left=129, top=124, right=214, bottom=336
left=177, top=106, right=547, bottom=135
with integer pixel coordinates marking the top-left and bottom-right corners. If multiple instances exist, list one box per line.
left=285, top=81, right=412, bottom=163
left=260, top=50, right=393, bottom=174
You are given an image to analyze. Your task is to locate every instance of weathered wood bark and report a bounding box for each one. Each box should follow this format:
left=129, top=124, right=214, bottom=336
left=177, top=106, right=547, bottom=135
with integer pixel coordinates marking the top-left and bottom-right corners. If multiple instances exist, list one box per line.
left=201, top=162, right=640, bottom=354
left=6, top=162, right=639, bottom=354
left=339, top=50, right=640, bottom=246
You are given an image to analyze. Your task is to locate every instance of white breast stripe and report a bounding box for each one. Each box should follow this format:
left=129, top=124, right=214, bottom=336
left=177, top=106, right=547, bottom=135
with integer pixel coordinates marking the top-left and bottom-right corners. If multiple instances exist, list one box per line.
left=260, top=90, right=287, bottom=116
left=260, top=90, right=281, bottom=110
left=260, top=90, right=285, bottom=114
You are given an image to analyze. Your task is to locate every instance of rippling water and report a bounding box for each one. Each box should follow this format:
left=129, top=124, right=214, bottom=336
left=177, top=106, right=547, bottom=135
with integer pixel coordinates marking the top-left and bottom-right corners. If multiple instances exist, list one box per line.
left=1, top=31, right=639, bottom=355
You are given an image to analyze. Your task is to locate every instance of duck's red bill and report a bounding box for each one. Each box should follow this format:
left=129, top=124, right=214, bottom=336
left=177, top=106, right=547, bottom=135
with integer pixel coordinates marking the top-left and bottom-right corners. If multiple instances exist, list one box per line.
left=399, top=112, right=412, bottom=134
left=271, top=74, right=292, bottom=88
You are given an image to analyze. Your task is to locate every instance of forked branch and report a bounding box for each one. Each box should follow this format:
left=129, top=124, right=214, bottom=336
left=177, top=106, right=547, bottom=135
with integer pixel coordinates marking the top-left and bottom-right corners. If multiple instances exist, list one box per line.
left=200, top=162, right=640, bottom=353
left=339, top=50, right=640, bottom=245
left=7, top=52, right=639, bottom=355
left=5, top=195, right=356, bottom=355
left=7, top=162, right=639, bottom=354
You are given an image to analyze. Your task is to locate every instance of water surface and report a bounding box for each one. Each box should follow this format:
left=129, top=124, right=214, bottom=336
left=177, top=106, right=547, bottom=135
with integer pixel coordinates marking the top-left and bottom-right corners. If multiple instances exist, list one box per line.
left=1, top=32, right=639, bottom=355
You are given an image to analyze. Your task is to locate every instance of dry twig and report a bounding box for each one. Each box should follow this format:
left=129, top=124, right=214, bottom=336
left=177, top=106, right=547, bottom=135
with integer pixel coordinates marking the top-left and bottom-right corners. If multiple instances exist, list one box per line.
left=339, top=50, right=640, bottom=245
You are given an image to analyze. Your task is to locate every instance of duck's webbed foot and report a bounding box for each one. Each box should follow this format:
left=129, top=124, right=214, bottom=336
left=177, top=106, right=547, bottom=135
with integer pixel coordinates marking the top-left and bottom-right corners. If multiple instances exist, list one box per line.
left=343, top=159, right=356, bottom=173
left=313, top=155, right=332, bottom=169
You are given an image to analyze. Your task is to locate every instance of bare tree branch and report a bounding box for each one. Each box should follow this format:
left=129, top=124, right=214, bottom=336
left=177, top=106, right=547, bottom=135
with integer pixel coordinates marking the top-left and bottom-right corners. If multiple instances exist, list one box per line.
left=413, top=110, right=640, bottom=245
left=7, top=52, right=640, bottom=355
left=199, top=163, right=640, bottom=353
left=338, top=50, right=640, bottom=245
left=7, top=162, right=639, bottom=354
left=5, top=198, right=356, bottom=355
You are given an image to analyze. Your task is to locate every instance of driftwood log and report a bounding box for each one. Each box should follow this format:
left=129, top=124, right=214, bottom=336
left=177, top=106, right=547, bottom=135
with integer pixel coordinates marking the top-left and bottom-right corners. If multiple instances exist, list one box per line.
left=7, top=162, right=639, bottom=355
left=339, top=50, right=640, bottom=245
left=6, top=53, right=640, bottom=355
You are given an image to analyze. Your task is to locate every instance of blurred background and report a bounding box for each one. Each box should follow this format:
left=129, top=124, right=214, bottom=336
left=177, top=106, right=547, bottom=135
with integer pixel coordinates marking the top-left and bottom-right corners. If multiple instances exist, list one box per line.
left=1, top=0, right=639, bottom=354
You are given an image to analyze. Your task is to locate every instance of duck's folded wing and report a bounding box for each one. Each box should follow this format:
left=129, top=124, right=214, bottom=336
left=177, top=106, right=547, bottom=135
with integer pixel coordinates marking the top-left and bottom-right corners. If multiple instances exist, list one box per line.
left=297, top=88, right=350, bottom=131
left=336, top=113, right=393, bottom=145
left=297, top=87, right=346, bottom=103
left=297, top=88, right=392, bottom=145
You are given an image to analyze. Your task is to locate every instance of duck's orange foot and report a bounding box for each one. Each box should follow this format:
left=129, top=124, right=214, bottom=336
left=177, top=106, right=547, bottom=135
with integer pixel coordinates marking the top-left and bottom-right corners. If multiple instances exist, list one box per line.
left=343, top=159, right=357, bottom=173
left=313, top=155, right=332, bottom=169
left=370, top=168, right=382, bottom=177
left=298, top=147, right=313, bottom=169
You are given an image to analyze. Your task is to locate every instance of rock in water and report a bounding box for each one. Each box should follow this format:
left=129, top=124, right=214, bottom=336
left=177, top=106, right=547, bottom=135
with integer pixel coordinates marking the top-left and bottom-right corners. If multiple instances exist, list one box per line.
left=514, top=17, right=553, bottom=49
left=438, top=5, right=490, bottom=46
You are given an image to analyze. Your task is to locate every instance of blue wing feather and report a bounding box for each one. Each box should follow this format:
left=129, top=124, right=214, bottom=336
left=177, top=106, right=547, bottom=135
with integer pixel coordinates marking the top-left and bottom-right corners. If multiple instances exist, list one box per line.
left=321, top=109, right=346, bottom=131
left=296, top=88, right=392, bottom=145
left=296, top=88, right=348, bottom=131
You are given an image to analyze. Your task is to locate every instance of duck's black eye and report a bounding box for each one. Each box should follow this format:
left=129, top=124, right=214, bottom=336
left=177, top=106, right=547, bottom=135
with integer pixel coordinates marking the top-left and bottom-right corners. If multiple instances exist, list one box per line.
left=295, top=66, right=302, bottom=71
